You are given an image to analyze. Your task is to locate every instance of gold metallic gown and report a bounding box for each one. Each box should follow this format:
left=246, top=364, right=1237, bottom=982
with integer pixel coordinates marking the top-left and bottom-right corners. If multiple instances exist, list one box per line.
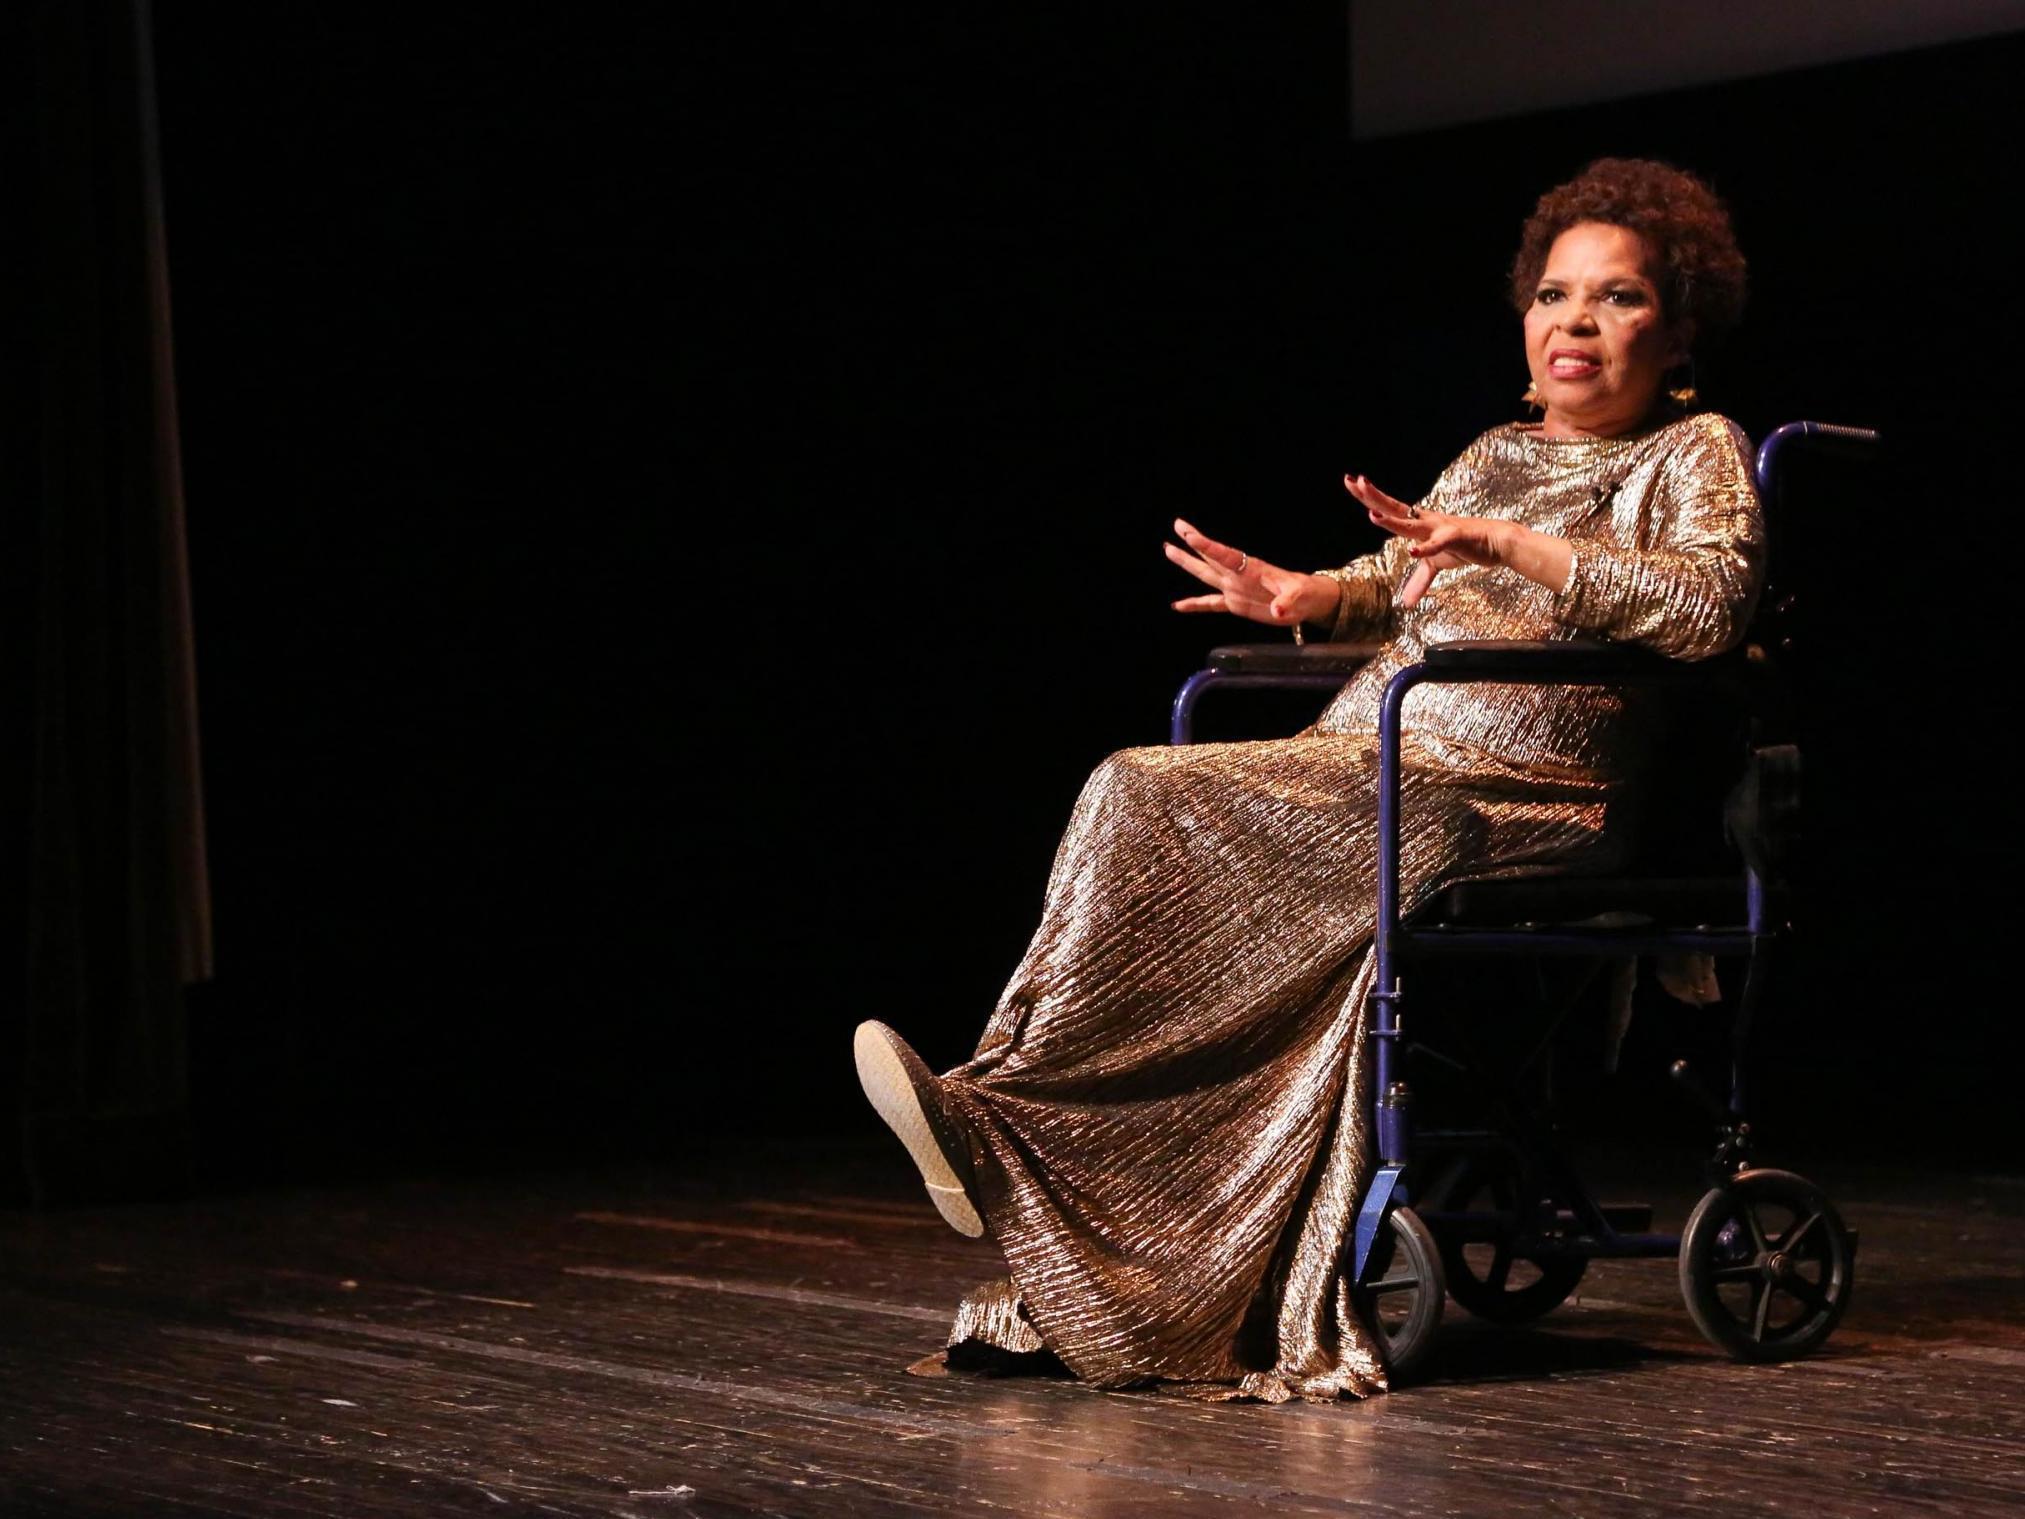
left=920, top=412, right=1765, bottom=1402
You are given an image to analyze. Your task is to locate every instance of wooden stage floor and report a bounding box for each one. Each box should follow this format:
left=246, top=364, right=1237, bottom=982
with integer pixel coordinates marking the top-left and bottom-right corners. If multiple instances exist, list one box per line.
left=2, top=1140, right=2021, bottom=1517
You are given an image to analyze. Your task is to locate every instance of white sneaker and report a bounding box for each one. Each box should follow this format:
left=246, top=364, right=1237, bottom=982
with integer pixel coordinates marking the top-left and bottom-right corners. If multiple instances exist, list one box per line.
left=853, top=1021, right=986, bottom=1238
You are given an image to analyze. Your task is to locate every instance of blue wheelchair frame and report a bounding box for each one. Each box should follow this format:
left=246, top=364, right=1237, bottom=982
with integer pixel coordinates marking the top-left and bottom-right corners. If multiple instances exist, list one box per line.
left=1171, top=420, right=1879, bottom=1369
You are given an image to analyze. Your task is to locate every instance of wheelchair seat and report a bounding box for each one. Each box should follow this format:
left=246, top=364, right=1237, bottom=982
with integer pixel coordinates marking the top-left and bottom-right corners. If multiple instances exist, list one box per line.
left=1422, top=875, right=1753, bottom=930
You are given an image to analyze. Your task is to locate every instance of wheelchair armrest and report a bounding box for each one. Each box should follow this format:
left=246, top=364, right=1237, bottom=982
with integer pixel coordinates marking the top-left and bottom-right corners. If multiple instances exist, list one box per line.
left=1171, top=643, right=1381, bottom=744
left=1208, top=642, right=1381, bottom=676
left=1423, top=639, right=1746, bottom=688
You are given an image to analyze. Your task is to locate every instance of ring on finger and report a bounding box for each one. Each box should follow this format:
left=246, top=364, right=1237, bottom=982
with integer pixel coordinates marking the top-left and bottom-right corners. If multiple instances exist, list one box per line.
left=1236, top=552, right=1249, bottom=573
left=1406, top=505, right=1421, bottom=520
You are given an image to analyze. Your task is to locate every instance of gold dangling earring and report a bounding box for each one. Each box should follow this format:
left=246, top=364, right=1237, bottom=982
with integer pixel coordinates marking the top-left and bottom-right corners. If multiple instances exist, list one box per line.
left=1666, top=357, right=1699, bottom=408
left=1521, top=381, right=1545, bottom=414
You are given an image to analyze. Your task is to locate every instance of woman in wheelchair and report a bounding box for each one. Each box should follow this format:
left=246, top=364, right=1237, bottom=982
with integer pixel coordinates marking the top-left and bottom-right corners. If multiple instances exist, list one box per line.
left=856, top=158, right=1774, bottom=1402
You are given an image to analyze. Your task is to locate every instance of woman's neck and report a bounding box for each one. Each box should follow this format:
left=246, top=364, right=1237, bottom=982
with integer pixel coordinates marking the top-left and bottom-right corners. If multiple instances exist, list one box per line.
left=1540, top=396, right=1675, bottom=439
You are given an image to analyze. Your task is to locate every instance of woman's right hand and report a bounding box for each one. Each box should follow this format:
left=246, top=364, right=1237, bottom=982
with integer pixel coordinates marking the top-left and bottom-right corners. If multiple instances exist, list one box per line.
left=1164, top=519, right=1341, bottom=629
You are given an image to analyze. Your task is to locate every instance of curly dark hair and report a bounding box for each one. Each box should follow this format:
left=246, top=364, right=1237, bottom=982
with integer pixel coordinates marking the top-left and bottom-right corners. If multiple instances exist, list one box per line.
left=1509, top=158, right=1747, bottom=354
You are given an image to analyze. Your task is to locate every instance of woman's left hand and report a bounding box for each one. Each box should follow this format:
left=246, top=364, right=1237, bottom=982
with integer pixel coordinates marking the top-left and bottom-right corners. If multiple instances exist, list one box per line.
left=1343, top=473, right=1516, bottom=609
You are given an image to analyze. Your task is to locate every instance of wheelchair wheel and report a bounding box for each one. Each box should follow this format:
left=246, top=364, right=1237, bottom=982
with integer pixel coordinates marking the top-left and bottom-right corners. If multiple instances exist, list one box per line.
left=1353, top=1205, right=1445, bottom=1377
left=1679, top=1168, right=1854, bottom=1362
left=1433, top=1157, right=1587, bottom=1324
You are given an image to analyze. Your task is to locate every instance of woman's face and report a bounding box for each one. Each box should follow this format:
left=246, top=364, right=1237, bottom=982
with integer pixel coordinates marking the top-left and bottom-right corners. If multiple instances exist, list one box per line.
left=1523, top=221, right=1689, bottom=438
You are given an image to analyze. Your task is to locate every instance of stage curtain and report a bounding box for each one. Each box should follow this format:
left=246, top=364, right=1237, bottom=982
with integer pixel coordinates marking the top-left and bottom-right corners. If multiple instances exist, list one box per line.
left=1, top=0, right=212, bottom=1205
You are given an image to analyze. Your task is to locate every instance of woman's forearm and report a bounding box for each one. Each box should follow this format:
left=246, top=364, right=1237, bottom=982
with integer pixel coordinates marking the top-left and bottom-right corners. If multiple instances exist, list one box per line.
left=1496, top=523, right=1573, bottom=595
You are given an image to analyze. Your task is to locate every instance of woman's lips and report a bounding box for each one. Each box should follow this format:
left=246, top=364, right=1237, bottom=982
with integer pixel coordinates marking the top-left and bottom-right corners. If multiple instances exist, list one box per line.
left=1548, top=350, right=1601, bottom=378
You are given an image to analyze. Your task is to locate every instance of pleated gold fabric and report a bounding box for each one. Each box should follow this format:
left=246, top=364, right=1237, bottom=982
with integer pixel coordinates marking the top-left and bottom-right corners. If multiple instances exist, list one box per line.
left=922, top=412, right=1764, bottom=1403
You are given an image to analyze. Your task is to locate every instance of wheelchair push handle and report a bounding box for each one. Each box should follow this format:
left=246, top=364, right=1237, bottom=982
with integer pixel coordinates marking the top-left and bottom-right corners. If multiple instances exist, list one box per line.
left=1753, top=420, right=1882, bottom=494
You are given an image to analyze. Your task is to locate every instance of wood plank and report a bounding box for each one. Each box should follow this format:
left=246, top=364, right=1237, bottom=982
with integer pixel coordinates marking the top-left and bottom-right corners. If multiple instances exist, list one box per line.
left=0, top=1151, right=2020, bottom=1517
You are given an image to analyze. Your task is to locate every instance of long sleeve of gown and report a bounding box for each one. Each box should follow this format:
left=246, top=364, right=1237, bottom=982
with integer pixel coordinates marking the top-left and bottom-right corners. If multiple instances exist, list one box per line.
left=1550, top=413, right=1765, bottom=660
left=1316, top=536, right=1410, bottom=643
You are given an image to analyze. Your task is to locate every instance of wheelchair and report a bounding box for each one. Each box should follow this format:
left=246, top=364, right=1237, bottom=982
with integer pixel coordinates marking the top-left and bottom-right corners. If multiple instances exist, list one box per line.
left=1170, top=420, right=1880, bottom=1376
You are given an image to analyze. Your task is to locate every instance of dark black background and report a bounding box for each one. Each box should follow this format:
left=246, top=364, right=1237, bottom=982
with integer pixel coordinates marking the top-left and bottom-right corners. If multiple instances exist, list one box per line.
left=150, top=9, right=2018, bottom=1181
